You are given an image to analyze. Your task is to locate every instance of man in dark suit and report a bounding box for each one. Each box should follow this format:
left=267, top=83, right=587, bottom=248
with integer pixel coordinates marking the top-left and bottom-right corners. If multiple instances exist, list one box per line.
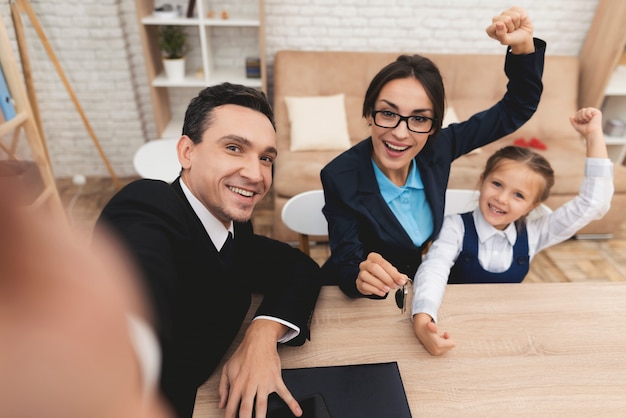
left=98, top=83, right=321, bottom=418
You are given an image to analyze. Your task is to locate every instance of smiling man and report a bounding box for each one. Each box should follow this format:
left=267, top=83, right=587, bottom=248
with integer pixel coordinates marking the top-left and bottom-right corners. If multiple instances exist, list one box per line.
left=98, top=83, right=321, bottom=418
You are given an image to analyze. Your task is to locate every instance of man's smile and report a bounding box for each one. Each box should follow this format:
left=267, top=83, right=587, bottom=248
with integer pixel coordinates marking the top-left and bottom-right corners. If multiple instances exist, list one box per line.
left=228, top=186, right=255, bottom=197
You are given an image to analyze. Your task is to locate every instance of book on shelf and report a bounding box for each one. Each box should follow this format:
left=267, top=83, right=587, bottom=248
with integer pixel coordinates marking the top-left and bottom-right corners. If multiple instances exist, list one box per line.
left=186, top=0, right=196, bottom=18
left=246, top=57, right=261, bottom=79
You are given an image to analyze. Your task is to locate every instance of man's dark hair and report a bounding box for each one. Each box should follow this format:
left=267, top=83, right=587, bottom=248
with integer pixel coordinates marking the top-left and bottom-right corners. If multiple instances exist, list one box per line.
left=182, top=82, right=275, bottom=144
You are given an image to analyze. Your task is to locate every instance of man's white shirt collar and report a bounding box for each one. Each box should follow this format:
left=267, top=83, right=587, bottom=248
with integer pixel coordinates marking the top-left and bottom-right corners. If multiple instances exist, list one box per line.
left=472, top=209, right=517, bottom=246
left=180, top=178, right=234, bottom=250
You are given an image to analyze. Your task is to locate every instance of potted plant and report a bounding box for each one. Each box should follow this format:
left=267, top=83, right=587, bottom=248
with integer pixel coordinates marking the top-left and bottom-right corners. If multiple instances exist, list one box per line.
left=159, top=25, right=189, bottom=81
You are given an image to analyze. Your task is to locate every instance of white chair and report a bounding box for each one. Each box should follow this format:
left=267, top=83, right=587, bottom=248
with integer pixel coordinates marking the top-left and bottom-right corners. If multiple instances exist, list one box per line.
left=133, top=138, right=180, bottom=182
left=445, top=189, right=552, bottom=220
left=280, top=190, right=328, bottom=255
left=444, top=189, right=481, bottom=216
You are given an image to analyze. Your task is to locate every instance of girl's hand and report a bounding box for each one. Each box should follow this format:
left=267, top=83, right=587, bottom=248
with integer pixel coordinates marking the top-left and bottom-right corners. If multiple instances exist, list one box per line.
left=569, top=107, right=602, bottom=137
left=570, top=107, right=607, bottom=158
left=356, top=252, right=409, bottom=297
left=413, top=313, right=456, bottom=356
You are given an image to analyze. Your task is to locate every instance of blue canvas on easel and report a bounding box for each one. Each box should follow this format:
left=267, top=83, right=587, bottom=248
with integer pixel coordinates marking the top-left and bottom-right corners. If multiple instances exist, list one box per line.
left=0, top=63, right=16, bottom=121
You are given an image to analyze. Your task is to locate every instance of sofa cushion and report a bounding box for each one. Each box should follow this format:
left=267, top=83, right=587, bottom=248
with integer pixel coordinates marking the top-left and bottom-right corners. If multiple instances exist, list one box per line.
left=284, top=94, right=351, bottom=151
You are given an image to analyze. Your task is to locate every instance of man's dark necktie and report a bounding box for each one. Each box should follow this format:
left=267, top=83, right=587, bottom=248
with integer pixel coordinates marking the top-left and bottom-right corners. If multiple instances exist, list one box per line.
left=219, top=232, right=234, bottom=265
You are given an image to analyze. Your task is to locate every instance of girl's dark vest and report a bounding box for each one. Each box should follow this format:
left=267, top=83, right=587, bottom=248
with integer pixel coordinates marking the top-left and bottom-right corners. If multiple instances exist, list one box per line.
left=448, top=212, right=529, bottom=284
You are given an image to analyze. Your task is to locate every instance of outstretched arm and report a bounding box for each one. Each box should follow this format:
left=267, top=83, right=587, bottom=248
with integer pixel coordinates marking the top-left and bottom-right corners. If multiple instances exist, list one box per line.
left=219, top=232, right=320, bottom=418
left=531, top=107, right=613, bottom=254
left=411, top=215, right=463, bottom=356
left=0, top=184, right=171, bottom=418
left=569, top=107, right=608, bottom=159
left=447, top=6, right=545, bottom=160
left=486, top=6, right=535, bottom=54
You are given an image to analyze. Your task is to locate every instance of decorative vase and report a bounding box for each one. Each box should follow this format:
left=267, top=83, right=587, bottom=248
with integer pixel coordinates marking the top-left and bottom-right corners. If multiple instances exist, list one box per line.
left=163, top=57, right=186, bottom=82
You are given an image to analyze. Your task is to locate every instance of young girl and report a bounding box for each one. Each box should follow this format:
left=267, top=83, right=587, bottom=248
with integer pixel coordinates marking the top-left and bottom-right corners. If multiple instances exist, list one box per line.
left=411, top=107, right=614, bottom=356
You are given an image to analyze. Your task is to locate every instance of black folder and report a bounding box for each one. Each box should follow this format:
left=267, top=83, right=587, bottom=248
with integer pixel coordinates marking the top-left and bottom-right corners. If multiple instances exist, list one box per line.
left=268, top=361, right=412, bottom=418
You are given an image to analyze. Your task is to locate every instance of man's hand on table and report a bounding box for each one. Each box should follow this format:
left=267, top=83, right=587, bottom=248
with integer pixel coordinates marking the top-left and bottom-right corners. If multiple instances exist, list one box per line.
left=218, top=319, right=303, bottom=418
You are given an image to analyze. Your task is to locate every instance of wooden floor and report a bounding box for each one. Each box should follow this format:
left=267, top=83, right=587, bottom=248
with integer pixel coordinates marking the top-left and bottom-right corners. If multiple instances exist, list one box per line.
left=56, top=176, right=626, bottom=283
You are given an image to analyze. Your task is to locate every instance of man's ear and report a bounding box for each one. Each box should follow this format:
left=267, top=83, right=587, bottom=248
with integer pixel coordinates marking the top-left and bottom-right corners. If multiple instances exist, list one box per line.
left=176, top=136, right=194, bottom=170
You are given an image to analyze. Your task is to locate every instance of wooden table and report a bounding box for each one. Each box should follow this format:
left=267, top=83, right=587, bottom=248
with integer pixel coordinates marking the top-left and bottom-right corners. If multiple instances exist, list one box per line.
left=193, top=283, right=626, bottom=417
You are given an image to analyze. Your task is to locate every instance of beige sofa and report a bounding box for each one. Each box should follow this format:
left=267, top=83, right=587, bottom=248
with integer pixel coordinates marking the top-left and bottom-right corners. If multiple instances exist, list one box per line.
left=271, top=50, right=626, bottom=242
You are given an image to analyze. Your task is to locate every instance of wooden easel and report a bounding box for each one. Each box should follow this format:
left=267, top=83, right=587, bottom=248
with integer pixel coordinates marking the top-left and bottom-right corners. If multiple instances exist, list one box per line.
left=0, top=12, right=65, bottom=222
left=10, top=0, right=121, bottom=189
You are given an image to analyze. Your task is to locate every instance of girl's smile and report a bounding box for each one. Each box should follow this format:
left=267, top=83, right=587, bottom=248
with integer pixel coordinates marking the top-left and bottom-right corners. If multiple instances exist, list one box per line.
left=478, top=160, right=544, bottom=230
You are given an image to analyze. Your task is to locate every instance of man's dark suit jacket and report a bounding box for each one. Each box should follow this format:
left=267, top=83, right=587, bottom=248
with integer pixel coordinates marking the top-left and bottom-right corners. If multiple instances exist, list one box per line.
left=98, top=178, right=321, bottom=417
left=321, top=39, right=546, bottom=297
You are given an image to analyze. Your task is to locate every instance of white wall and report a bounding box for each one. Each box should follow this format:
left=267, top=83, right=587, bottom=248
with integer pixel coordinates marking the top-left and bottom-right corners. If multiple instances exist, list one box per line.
left=0, top=0, right=598, bottom=178
left=264, top=0, right=597, bottom=56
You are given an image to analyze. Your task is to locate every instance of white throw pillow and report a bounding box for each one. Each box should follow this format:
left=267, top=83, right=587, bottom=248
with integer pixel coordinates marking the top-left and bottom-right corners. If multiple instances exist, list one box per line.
left=284, top=94, right=351, bottom=152
left=442, top=106, right=459, bottom=128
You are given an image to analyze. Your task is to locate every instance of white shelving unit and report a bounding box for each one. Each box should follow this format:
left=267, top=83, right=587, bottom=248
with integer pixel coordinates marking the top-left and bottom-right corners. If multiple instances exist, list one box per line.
left=602, top=61, right=626, bottom=165
left=135, top=0, right=266, bottom=138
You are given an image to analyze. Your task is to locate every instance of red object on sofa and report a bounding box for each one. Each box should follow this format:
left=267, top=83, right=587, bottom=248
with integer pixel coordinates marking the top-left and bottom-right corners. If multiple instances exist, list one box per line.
left=514, top=138, right=529, bottom=147
left=529, top=137, right=548, bottom=150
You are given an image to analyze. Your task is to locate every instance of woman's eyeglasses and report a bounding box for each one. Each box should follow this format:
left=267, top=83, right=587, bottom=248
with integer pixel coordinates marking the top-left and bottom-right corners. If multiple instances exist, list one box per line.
left=395, top=279, right=413, bottom=314
left=372, top=110, right=435, bottom=134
